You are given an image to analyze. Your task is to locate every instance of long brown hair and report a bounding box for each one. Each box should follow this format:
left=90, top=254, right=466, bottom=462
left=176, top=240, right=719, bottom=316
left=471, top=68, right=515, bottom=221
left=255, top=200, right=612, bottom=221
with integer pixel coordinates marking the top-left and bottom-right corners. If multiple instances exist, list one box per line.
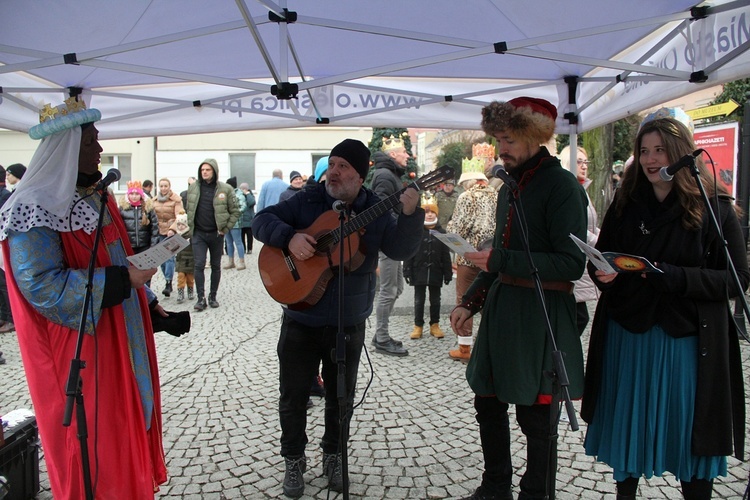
left=616, top=117, right=729, bottom=230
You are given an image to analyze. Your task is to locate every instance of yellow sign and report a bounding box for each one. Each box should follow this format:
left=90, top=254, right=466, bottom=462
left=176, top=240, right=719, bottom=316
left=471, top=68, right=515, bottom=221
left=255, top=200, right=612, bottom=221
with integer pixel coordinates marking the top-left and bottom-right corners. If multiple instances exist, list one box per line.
left=685, top=99, right=740, bottom=120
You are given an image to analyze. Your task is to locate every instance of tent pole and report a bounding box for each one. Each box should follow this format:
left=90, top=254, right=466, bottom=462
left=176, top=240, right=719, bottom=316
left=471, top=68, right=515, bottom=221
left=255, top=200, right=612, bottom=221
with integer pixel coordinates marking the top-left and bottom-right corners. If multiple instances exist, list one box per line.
left=564, top=76, right=579, bottom=176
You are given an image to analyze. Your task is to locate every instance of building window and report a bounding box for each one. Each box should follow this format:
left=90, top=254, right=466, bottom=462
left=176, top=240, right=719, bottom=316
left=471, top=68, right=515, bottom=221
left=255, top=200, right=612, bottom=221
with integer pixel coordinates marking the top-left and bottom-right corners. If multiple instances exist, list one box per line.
left=100, top=154, right=132, bottom=193
left=229, top=153, right=256, bottom=191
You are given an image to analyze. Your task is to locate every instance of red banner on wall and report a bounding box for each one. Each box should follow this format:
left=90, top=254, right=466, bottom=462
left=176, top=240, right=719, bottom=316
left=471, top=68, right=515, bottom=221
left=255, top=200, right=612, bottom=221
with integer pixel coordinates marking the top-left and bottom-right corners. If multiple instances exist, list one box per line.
left=694, top=122, right=739, bottom=197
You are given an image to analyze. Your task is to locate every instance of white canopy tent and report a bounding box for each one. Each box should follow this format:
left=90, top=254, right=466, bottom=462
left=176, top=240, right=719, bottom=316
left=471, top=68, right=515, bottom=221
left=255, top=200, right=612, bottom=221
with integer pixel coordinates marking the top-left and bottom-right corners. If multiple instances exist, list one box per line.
left=1, top=0, right=749, bottom=140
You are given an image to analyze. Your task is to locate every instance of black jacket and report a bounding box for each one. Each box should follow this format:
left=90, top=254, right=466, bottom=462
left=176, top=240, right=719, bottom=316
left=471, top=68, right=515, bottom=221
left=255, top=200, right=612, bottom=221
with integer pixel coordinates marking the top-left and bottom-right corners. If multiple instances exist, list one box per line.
left=404, top=223, right=452, bottom=287
left=118, top=199, right=159, bottom=252
left=582, top=186, right=749, bottom=459
left=370, top=151, right=405, bottom=213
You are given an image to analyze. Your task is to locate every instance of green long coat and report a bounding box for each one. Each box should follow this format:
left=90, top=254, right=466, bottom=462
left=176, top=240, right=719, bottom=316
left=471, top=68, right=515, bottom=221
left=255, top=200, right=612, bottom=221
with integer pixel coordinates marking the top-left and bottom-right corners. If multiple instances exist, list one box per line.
left=464, top=153, right=588, bottom=405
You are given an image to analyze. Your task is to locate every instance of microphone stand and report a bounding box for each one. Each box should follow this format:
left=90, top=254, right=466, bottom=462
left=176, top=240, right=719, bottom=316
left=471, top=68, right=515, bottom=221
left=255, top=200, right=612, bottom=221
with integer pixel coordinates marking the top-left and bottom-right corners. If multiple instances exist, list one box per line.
left=334, top=206, right=352, bottom=499
left=62, top=187, right=111, bottom=500
left=504, top=183, right=577, bottom=500
left=684, top=157, right=750, bottom=500
left=684, top=158, right=750, bottom=324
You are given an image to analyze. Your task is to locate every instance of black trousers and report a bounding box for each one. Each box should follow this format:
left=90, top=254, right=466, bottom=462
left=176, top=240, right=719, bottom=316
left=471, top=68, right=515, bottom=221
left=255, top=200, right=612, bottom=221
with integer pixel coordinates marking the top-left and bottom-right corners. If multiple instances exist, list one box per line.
left=474, top=396, right=557, bottom=499
left=241, top=226, right=253, bottom=252
left=413, top=284, right=441, bottom=327
left=278, top=315, right=365, bottom=457
left=0, top=269, right=12, bottom=323
left=191, top=230, right=224, bottom=299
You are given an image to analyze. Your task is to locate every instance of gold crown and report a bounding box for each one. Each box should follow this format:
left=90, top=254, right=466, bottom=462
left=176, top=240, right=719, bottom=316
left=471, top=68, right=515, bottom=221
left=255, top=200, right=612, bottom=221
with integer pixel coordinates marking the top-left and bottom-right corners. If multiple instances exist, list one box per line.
left=39, top=96, right=88, bottom=123
left=381, top=133, right=407, bottom=151
left=472, top=142, right=495, bottom=159
left=421, top=192, right=436, bottom=206
left=461, top=157, right=485, bottom=174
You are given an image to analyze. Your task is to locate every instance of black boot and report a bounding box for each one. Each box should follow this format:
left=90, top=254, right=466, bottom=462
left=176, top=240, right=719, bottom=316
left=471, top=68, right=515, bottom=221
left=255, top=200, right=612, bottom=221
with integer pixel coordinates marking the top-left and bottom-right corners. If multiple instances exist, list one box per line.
left=162, top=280, right=172, bottom=297
left=322, top=453, right=343, bottom=492
left=208, top=293, right=219, bottom=308
left=616, top=477, right=639, bottom=499
left=473, top=397, right=514, bottom=498
left=681, top=478, right=713, bottom=500
left=282, top=454, right=306, bottom=498
left=194, top=297, right=207, bottom=312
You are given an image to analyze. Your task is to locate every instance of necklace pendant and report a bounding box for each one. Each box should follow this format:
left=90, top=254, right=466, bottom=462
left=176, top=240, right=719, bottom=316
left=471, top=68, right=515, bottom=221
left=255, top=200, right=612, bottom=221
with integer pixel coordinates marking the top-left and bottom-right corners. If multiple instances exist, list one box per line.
left=639, top=221, right=650, bottom=235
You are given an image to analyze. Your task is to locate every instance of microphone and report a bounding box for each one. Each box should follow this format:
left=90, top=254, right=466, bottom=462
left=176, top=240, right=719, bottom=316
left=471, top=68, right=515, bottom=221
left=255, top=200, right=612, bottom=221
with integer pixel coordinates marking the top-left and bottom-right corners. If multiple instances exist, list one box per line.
left=332, top=200, right=347, bottom=213
left=491, top=164, right=518, bottom=190
left=94, top=168, right=121, bottom=191
left=658, top=149, right=703, bottom=182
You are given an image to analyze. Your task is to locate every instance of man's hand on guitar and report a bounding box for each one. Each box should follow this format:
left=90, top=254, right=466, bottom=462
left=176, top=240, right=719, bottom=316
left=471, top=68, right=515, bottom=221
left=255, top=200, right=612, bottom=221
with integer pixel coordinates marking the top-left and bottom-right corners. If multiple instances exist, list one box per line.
left=290, top=232, right=318, bottom=260
left=400, top=188, right=419, bottom=215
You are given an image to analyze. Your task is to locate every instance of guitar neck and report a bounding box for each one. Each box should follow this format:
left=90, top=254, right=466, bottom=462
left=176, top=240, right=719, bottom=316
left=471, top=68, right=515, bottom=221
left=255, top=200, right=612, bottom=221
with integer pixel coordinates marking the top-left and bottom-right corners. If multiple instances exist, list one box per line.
left=335, top=183, right=414, bottom=243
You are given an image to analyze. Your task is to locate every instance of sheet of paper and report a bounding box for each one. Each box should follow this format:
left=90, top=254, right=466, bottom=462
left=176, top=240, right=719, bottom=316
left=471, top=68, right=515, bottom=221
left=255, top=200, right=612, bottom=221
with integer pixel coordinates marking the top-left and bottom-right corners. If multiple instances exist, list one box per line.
left=432, top=231, right=477, bottom=256
left=127, top=234, right=190, bottom=270
left=569, top=233, right=617, bottom=274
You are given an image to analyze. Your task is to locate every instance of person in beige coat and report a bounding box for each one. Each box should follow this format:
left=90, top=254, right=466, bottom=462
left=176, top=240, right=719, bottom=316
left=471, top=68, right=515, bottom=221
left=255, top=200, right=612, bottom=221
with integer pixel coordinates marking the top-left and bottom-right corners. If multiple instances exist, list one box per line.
left=445, top=157, right=497, bottom=361
left=152, top=177, right=184, bottom=297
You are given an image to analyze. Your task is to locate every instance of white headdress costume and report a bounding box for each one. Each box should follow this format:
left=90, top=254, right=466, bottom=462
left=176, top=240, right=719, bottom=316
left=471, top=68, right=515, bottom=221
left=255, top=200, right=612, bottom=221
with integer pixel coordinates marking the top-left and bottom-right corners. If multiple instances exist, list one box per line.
left=0, top=99, right=101, bottom=240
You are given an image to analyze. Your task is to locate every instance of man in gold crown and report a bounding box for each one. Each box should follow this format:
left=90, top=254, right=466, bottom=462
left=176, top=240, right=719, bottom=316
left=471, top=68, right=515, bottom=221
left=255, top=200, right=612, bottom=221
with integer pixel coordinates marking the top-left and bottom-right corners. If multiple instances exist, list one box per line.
left=451, top=97, right=587, bottom=499
left=0, top=97, right=169, bottom=498
left=446, top=157, right=497, bottom=361
left=370, top=134, right=411, bottom=356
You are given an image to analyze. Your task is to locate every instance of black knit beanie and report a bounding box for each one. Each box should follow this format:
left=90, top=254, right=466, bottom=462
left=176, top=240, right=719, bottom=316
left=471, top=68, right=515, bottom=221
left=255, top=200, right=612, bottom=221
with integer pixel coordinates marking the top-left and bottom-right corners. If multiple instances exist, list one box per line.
left=330, top=139, right=370, bottom=180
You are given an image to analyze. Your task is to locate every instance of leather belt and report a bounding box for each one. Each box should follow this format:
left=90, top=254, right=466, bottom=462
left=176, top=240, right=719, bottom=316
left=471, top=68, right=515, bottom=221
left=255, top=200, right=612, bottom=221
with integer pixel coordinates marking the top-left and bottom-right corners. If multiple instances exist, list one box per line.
left=499, top=274, right=574, bottom=294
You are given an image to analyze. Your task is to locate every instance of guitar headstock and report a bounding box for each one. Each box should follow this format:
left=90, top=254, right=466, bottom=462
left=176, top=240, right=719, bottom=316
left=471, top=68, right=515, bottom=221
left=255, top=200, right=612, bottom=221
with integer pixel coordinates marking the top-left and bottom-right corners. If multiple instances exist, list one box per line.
left=412, top=165, right=455, bottom=192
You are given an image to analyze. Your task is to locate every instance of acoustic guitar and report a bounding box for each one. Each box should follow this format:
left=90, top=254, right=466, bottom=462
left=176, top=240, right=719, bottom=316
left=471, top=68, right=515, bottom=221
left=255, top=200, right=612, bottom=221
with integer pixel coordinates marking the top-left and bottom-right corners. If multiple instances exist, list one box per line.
left=258, top=166, right=455, bottom=309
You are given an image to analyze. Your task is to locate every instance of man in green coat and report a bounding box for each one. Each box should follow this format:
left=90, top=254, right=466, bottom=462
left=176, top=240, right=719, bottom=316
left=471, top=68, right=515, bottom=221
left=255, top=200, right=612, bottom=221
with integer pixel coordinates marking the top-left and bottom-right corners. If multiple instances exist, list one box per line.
left=186, top=158, right=241, bottom=311
left=450, top=97, right=587, bottom=500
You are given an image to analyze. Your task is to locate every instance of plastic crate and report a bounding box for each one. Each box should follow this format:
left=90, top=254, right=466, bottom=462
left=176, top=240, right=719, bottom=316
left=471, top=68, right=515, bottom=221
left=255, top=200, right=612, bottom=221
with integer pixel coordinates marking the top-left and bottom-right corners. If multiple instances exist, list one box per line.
left=0, top=412, right=39, bottom=500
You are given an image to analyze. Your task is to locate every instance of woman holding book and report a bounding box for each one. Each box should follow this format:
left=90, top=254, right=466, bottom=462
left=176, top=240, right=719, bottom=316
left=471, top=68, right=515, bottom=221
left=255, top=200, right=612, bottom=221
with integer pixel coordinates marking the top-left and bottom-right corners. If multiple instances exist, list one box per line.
left=581, top=116, right=749, bottom=500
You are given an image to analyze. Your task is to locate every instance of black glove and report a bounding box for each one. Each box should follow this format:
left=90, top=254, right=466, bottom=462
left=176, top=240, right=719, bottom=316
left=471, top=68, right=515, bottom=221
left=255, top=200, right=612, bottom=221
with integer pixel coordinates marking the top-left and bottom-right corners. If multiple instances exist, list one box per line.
left=404, top=276, right=412, bottom=285
left=150, top=309, right=191, bottom=337
left=444, top=278, right=451, bottom=285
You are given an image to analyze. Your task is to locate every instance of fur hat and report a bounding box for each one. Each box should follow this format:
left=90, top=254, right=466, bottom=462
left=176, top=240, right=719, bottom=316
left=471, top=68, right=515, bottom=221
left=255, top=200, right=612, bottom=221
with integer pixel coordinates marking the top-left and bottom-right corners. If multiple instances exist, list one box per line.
left=481, top=97, right=557, bottom=146
left=330, top=139, right=371, bottom=180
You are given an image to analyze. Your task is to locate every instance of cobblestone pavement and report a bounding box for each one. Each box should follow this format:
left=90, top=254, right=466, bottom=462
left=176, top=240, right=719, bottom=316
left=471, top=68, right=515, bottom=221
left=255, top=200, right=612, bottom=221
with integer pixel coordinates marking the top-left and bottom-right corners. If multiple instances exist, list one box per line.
left=2, top=246, right=750, bottom=499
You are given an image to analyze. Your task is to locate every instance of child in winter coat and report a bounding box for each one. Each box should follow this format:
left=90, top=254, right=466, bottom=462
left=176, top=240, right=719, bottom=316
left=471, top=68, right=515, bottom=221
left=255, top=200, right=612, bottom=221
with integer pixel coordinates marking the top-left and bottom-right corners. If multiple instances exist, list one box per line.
left=404, top=195, right=453, bottom=339
left=169, top=211, right=195, bottom=303
left=118, top=181, right=159, bottom=255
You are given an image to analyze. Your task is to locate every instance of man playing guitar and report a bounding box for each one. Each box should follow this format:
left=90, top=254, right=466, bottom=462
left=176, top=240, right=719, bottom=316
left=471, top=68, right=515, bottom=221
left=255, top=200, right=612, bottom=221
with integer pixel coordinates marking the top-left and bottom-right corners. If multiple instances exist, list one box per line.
left=252, top=138, right=424, bottom=498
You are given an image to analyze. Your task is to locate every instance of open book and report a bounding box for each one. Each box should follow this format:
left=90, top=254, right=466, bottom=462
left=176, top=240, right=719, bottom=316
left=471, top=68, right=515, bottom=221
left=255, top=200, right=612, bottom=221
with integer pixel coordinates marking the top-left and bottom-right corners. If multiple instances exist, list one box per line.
left=569, top=233, right=662, bottom=274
